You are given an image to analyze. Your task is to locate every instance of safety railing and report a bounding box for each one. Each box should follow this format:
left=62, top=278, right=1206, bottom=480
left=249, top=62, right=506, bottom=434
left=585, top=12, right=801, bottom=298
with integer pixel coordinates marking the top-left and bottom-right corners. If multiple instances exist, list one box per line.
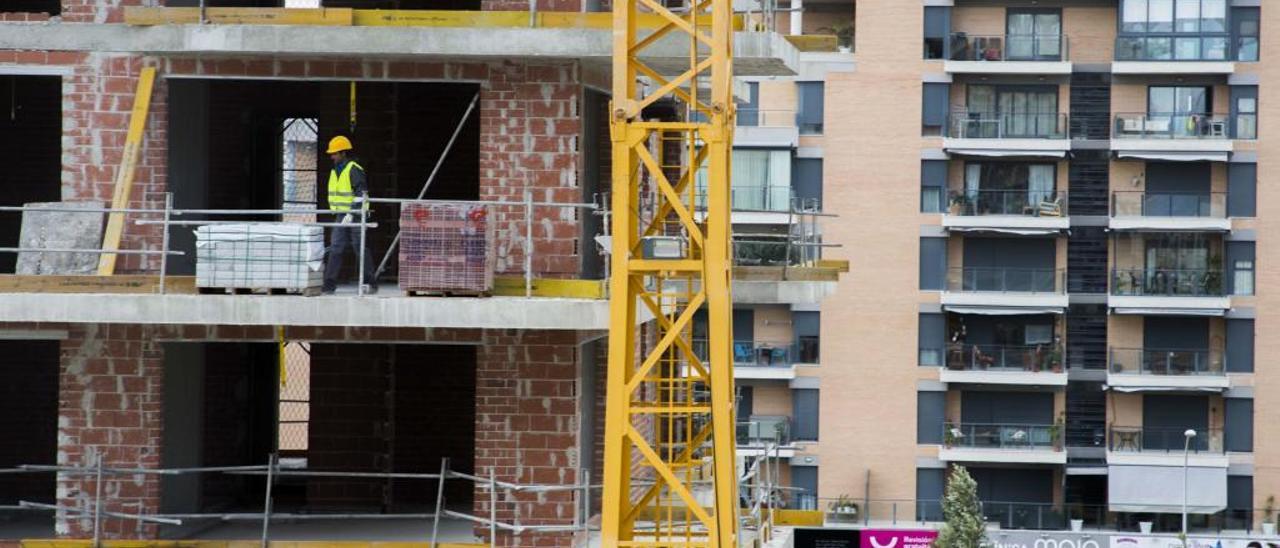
left=943, top=422, right=1060, bottom=451
left=948, top=33, right=1069, bottom=62
left=946, top=267, right=1065, bottom=294
left=1108, top=426, right=1224, bottom=453
left=811, top=497, right=1268, bottom=533
left=1111, top=191, right=1228, bottom=218
left=1110, top=268, right=1226, bottom=297
left=947, top=112, right=1070, bottom=139
left=732, top=231, right=827, bottom=267
left=695, top=185, right=817, bottom=214
left=0, top=193, right=602, bottom=299
left=1108, top=347, right=1226, bottom=376
left=737, top=416, right=793, bottom=447
left=1116, top=35, right=1230, bottom=62
left=945, top=190, right=1068, bottom=217
left=736, top=108, right=799, bottom=128
left=944, top=342, right=1064, bottom=373
left=1114, top=112, right=1231, bottom=139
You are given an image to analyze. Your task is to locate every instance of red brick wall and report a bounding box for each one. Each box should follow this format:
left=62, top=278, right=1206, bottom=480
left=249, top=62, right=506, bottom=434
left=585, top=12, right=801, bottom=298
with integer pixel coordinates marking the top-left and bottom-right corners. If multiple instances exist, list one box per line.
left=57, top=324, right=163, bottom=538
left=474, top=329, right=580, bottom=547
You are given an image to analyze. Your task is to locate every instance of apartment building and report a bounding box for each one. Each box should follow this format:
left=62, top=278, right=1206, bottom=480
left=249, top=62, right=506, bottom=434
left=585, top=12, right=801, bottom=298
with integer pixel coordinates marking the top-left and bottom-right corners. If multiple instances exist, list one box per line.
left=807, top=0, right=1272, bottom=537
left=0, top=1, right=827, bottom=545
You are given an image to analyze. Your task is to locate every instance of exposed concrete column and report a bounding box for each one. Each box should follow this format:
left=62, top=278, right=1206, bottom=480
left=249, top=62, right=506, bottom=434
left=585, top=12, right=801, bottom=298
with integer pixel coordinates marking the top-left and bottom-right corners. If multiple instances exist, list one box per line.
left=790, top=0, right=803, bottom=36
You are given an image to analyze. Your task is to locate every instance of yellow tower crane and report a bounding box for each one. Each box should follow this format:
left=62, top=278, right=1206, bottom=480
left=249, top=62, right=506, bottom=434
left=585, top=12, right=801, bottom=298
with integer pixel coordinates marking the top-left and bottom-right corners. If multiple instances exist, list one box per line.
left=599, top=0, right=738, bottom=543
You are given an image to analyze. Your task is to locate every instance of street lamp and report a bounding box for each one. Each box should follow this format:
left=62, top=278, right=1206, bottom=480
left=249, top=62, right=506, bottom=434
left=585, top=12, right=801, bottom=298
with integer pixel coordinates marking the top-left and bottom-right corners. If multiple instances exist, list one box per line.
left=1182, top=428, right=1198, bottom=540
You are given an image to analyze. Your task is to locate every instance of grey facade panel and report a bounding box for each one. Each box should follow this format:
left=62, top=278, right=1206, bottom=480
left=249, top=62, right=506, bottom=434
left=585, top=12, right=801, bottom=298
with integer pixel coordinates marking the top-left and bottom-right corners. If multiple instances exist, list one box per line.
left=1225, top=398, right=1254, bottom=452
left=793, top=158, right=823, bottom=205
left=922, top=83, right=950, bottom=127
left=919, top=237, right=947, bottom=290
left=916, top=468, right=946, bottom=521
left=918, top=312, right=945, bottom=366
left=1228, top=163, right=1257, bottom=217
left=917, top=391, right=945, bottom=444
left=793, top=388, right=819, bottom=441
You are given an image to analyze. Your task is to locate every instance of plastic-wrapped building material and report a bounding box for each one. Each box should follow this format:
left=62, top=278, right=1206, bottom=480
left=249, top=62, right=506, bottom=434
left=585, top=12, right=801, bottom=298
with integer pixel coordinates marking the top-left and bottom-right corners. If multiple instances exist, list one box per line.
left=195, top=223, right=324, bottom=291
left=399, top=202, right=494, bottom=295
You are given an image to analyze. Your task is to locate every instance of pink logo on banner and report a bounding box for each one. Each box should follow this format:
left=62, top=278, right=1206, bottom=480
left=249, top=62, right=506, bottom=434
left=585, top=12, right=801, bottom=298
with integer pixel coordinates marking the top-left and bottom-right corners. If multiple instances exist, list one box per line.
left=861, top=529, right=939, bottom=548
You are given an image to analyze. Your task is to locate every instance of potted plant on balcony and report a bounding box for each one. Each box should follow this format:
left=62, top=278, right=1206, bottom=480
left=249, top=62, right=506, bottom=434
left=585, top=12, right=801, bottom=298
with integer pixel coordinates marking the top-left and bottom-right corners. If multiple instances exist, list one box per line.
left=1047, top=346, right=1063, bottom=373
left=949, top=193, right=970, bottom=216
left=944, top=424, right=963, bottom=448
left=828, top=494, right=859, bottom=521
left=1263, top=495, right=1276, bottom=536
left=818, top=23, right=854, bottom=53
left=1049, top=413, right=1065, bottom=451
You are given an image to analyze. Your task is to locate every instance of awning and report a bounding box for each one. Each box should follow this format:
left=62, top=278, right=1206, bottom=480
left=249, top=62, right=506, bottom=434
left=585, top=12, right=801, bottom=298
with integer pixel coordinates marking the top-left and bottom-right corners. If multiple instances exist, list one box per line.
left=1109, top=464, right=1226, bottom=514
left=949, top=148, right=1068, bottom=159
left=944, top=305, right=1065, bottom=316
left=1111, top=307, right=1226, bottom=317
left=948, top=227, right=1063, bottom=236
left=1116, top=151, right=1230, bottom=162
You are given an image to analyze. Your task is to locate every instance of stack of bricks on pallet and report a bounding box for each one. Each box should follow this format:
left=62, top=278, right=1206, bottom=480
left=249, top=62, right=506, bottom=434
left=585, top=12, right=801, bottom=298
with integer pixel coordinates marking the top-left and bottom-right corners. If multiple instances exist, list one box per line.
left=399, top=202, right=494, bottom=294
left=195, top=223, right=324, bottom=290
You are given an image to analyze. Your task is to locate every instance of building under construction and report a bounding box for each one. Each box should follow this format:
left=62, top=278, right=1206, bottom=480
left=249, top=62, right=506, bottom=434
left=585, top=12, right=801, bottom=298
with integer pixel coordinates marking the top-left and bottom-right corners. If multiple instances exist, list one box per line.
left=0, top=1, right=846, bottom=545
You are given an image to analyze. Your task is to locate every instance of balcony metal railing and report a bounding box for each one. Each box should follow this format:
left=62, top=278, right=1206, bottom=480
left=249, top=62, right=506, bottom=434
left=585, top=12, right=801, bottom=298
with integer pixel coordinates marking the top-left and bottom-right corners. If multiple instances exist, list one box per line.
left=737, top=416, right=793, bottom=446
left=1115, top=35, right=1230, bottom=62
left=945, top=190, right=1067, bottom=217
left=1108, top=425, right=1224, bottom=453
left=1111, top=191, right=1227, bottom=218
left=943, top=422, right=1060, bottom=451
left=947, top=112, right=1070, bottom=139
left=732, top=234, right=824, bottom=267
left=945, top=343, right=1064, bottom=373
left=1108, top=347, right=1226, bottom=376
left=948, top=33, right=1069, bottom=62
left=1110, top=268, right=1225, bottom=297
left=1114, top=112, right=1230, bottom=139
left=947, top=267, right=1065, bottom=294
left=736, top=107, right=798, bottom=128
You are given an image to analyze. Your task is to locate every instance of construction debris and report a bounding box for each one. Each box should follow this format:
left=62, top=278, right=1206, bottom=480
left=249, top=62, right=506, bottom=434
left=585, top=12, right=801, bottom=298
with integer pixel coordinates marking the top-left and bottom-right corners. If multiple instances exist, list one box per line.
left=16, top=201, right=105, bottom=275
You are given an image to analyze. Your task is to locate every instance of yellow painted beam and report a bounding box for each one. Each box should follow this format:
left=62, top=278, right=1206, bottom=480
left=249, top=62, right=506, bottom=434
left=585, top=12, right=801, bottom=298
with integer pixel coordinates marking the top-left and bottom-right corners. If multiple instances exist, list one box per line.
left=492, top=276, right=606, bottom=299
left=97, top=66, right=157, bottom=276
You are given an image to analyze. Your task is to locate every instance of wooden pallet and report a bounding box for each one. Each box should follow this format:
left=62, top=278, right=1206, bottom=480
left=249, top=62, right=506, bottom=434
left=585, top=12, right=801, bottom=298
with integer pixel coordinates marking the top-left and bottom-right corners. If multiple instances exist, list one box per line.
left=0, top=275, right=197, bottom=294
left=198, top=286, right=321, bottom=296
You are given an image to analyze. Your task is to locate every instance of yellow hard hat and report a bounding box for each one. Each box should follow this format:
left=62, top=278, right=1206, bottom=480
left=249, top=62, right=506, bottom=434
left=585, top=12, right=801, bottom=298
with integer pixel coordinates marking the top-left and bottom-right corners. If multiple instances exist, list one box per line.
left=326, top=135, right=353, bottom=154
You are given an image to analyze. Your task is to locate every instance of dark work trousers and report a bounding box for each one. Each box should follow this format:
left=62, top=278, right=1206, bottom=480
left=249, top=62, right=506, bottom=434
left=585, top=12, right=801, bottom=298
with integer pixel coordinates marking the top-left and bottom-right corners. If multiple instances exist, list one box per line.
left=323, top=224, right=376, bottom=291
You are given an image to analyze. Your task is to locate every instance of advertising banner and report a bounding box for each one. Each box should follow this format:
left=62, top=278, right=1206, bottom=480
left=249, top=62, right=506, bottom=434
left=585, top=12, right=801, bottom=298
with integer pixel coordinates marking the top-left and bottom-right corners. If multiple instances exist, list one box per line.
left=1110, top=535, right=1280, bottom=548
left=861, top=529, right=939, bottom=548
left=987, top=530, right=1111, bottom=548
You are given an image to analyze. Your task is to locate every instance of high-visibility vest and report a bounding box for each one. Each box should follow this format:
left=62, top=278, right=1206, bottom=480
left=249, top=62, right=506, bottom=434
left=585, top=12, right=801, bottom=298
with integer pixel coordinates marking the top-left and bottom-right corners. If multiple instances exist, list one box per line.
left=327, top=161, right=363, bottom=211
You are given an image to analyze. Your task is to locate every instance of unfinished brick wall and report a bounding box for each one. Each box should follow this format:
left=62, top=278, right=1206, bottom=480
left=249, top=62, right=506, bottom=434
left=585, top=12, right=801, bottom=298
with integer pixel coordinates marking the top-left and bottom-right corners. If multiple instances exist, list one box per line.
left=474, top=329, right=581, bottom=547
left=56, top=324, right=163, bottom=539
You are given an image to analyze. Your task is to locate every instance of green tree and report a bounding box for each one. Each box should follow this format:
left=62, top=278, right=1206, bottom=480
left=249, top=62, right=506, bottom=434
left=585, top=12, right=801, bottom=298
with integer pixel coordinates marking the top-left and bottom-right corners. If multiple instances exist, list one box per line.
left=935, top=465, right=987, bottom=548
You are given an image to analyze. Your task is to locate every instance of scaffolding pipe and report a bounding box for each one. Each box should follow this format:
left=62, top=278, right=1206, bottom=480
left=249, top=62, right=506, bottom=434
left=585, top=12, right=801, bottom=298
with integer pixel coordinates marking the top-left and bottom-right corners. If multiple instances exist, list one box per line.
left=524, top=190, right=534, bottom=298
left=160, top=193, right=172, bottom=294
left=19, top=501, right=183, bottom=526
left=92, top=455, right=103, bottom=548
left=374, top=92, right=480, bottom=279
left=0, top=247, right=179, bottom=256
left=489, top=470, right=498, bottom=547
left=431, top=457, right=449, bottom=547
left=260, top=453, right=276, bottom=548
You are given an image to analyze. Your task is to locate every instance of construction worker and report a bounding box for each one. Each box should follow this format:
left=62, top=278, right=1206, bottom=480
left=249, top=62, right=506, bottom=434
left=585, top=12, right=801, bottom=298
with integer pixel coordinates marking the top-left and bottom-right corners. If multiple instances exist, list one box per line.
left=322, top=135, right=377, bottom=295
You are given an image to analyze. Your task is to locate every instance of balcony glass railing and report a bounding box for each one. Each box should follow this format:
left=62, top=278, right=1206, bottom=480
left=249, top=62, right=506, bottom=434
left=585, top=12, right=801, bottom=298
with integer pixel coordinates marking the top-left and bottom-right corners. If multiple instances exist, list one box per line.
left=693, top=339, right=800, bottom=368
left=943, top=422, right=1059, bottom=451
left=945, top=343, right=1064, bottom=373
left=1108, top=426, right=1223, bottom=453
left=947, top=112, right=1070, bottom=139
left=946, top=190, right=1067, bottom=217
left=948, top=33, right=1068, bottom=62
left=736, top=107, right=798, bottom=128
left=1114, top=112, right=1230, bottom=139
left=947, top=267, right=1065, bottom=294
left=1108, top=347, right=1226, bottom=376
left=696, top=186, right=819, bottom=214
left=737, top=416, right=792, bottom=446
left=1110, top=268, right=1225, bottom=297
left=1116, top=35, right=1230, bottom=62
left=1111, top=191, right=1227, bottom=218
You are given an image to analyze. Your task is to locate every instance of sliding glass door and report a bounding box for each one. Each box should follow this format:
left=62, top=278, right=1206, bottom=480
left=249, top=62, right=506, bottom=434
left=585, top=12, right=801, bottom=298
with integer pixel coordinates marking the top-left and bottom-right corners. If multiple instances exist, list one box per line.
left=1007, top=10, right=1062, bottom=61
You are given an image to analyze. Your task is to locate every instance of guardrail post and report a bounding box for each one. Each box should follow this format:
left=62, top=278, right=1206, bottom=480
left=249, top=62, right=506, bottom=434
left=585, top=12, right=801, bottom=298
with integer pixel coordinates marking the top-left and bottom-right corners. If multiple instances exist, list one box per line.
left=93, top=453, right=103, bottom=548
left=489, top=469, right=498, bottom=547
left=431, top=457, right=449, bottom=547
left=524, top=191, right=533, bottom=298
left=160, top=193, right=172, bottom=294
left=261, top=453, right=276, bottom=548
left=357, top=201, right=368, bottom=296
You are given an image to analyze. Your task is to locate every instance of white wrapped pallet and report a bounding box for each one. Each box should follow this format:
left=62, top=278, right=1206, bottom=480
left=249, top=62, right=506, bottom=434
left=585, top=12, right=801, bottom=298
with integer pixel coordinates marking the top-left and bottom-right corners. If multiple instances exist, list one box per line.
left=195, top=223, right=325, bottom=291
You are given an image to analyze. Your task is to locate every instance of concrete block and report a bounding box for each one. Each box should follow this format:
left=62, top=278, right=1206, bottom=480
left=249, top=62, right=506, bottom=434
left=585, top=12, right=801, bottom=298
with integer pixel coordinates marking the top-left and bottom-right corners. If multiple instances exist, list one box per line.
left=16, top=201, right=105, bottom=275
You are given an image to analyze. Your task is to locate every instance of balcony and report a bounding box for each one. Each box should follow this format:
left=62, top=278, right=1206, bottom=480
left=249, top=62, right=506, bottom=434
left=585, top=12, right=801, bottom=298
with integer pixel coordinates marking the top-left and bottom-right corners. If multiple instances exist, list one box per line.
left=1109, top=268, right=1230, bottom=315
left=939, top=422, right=1066, bottom=464
left=1110, top=191, right=1230, bottom=232
left=737, top=415, right=796, bottom=457
left=1107, top=426, right=1229, bottom=514
left=1107, top=347, right=1229, bottom=392
left=944, top=112, right=1071, bottom=158
left=941, top=267, right=1068, bottom=312
left=945, top=33, right=1072, bottom=74
left=1111, top=113, right=1233, bottom=162
left=942, top=190, right=1068, bottom=234
left=697, top=185, right=817, bottom=225
left=940, top=343, right=1068, bottom=387
left=735, top=108, right=800, bottom=148
left=693, top=339, right=801, bottom=380
left=1114, top=35, right=1235, bottom=74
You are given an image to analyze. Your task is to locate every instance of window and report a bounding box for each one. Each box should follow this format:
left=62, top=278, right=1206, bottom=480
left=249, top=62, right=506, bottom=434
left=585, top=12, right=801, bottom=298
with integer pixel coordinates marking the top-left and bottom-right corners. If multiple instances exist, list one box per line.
left=1233, top=8, right=1259, bottom=62
left=1007, top=10, right=1062, bottom=61
left=1118, top=0, right=1229, bottom=61
left=696, top=149, right=791, bottom=211
left=923, top=7, right=950, bottom=60
left=792, top=389, right=819, bottom=441
left=1234, top=92, right=1257, bottom=140
left=3, top=1, right=59, bottom=14
left=965, top=85, right=1060, bottom=138
left=919, top=237, right=947, bottom=290
left=796, top=82, right=824, bottom=135
left=959, top=162, right=1057, bottom=215
left=1228, top=241, right=1255, bottom=296
left=737, top=82, right=759, bottom=127
left=920, top=160, right=947, bottom=213
left=1148, top=86, right=1214, bottom=138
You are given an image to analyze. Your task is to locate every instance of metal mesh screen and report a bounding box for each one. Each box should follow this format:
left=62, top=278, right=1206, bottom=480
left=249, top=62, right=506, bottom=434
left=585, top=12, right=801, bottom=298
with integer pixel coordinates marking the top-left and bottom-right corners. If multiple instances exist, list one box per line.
left=281, top=118, right=318, bottom=224
left=279, top=341, right=311, bottom=460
